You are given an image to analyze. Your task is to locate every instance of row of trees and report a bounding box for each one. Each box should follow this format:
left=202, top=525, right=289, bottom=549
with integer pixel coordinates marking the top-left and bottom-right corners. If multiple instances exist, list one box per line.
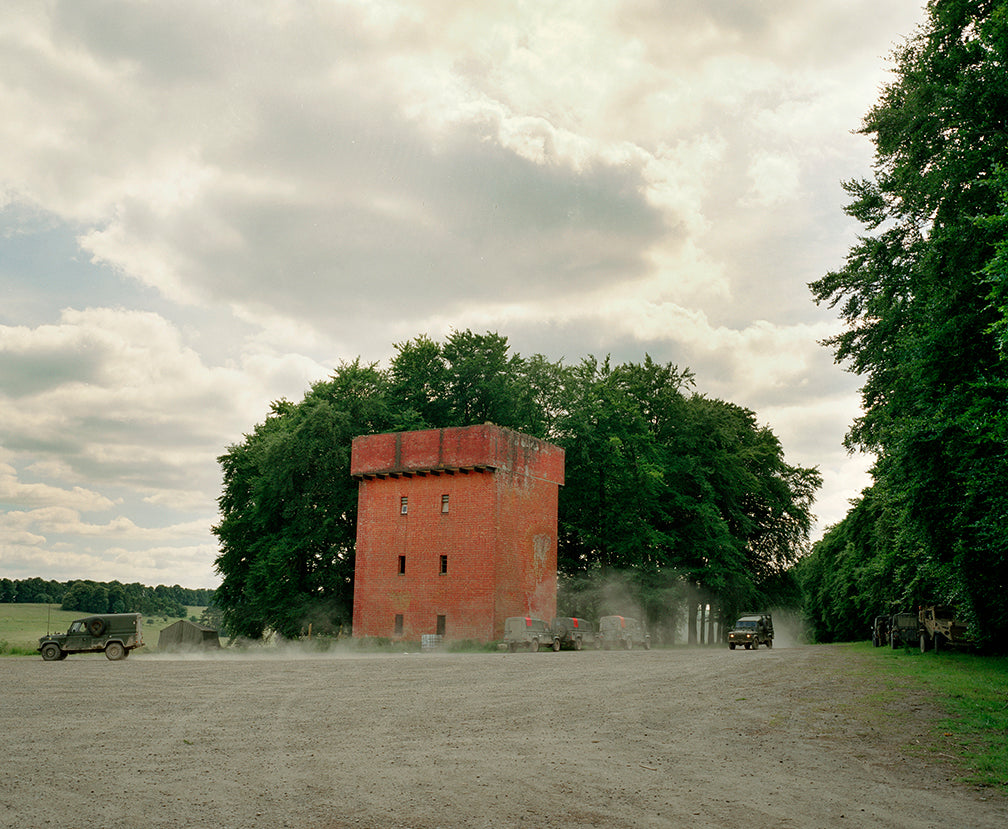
left=801, top=0, right=1008, bottom=648
left=213, top=330, right=820, bottom=640
left=0, top=578, right=215, bottom=617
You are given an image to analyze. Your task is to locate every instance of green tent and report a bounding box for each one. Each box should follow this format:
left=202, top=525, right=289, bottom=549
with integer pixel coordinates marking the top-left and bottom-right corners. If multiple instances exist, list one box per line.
left=158, top=619, right=221, bottom=650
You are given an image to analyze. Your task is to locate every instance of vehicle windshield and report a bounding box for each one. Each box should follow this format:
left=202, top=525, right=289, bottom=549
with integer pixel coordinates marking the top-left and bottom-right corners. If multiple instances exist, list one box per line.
left=735, top=620, right=757, bottom=630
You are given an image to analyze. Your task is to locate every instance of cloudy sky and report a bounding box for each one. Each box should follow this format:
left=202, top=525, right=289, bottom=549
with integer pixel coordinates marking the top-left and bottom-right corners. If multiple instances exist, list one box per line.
left=1, top=1, right=925, bottom=589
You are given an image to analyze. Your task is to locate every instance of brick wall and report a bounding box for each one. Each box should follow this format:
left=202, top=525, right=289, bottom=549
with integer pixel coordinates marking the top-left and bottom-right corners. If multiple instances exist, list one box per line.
left=351, top=425, right=563, bottom=642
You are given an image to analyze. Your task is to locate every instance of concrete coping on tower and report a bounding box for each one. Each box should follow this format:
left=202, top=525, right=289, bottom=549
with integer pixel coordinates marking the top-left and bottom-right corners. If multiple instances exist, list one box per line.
left=350, top=423, right=564, bottom=486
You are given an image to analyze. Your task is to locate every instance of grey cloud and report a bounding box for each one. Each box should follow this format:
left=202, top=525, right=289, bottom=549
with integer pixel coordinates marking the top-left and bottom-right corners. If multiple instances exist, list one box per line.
left=116, top=103, right=668, bottom=327
left=0, top=342, right=105, bottom=396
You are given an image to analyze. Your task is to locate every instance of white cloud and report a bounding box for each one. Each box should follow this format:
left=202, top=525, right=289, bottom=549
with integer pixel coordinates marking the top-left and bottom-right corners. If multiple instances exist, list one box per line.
left=0, top=0, right=925, bottom=586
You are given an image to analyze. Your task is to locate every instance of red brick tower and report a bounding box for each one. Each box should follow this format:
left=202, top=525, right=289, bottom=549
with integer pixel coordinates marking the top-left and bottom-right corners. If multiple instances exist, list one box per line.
left=350, top=424, right=564, bottom=642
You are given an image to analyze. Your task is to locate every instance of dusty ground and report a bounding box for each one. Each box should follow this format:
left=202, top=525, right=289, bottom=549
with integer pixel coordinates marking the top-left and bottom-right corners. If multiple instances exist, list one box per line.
left=1, top=643, right=1005, bottom=829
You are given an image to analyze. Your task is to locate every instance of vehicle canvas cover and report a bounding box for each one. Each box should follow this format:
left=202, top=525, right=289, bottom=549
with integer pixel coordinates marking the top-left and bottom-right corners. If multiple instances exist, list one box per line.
left=551, top=616, right=594, bottom=648
left=502, top=616, right=556, bottom=651
left=503, top=616, right=550, bottom=639
left=597, top=615, right=649, bottom=648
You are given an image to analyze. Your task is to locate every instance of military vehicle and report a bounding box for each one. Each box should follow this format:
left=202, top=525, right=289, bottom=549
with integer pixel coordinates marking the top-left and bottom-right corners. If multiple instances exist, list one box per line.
left=888, top=611, right=918, bottom=649
left=918, top=605, right=972, bottom=652
left=503, top=616, right=559, bottom=652
left=38, top=613, right=144, bottom=661
left=727, top=613, right=774, bottom=650
left=551, top=616, right=594, bottom=650
left=871, top=615, right=890, bottom=647
left=596, top=615, right=650, bottom=649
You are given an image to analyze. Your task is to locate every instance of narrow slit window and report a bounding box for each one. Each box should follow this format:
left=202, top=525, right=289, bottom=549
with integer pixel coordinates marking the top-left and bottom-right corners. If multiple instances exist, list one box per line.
left=436, top=614, right=446, bottom=636
left=439, top=554, right=448, bottom=575
left=400, top=496, right=408, bottom=515
left=441, top=494, right=450, bottom=514
left=394, top=614, right=403, bottom=636
left=398, top=555, right=406, bottom=575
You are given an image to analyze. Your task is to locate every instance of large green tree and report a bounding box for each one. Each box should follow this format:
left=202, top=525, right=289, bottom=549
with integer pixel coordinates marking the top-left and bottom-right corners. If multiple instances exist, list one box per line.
left=213, top=361, right=395, bottom=638
left=809, top=0, right=1008, bottom=643
left=213, top=331, right=819, bottom=639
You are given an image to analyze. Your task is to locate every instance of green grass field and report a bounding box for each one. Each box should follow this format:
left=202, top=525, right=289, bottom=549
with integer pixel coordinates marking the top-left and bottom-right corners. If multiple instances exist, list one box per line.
left=0, top=603, right=207, bottom=655
left=856, top=641, right=1008, bottom=789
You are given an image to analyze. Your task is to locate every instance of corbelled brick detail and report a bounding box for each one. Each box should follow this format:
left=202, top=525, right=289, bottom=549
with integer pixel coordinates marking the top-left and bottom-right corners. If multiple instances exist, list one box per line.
left=351, top=425, right=564, bottom=642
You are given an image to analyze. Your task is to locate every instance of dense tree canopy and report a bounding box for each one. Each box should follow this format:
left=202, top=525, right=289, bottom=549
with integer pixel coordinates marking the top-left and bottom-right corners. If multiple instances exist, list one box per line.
left=213, top=330, right=819, bottom=640
left=806, top=0, right=1008, bottom=647
left=0, top=577, right=213, bottom=616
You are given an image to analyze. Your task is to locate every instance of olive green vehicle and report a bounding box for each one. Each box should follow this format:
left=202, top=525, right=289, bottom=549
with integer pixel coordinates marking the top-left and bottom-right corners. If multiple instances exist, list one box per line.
left=551, top=617, right=594, bottom=650
left=38, top=613, right=144, bottom=661
left=888, top=612, right=918, bottom=649
left=503, top=616, right=559, bottom=652
left=727, top=614, right=773, bottom=650
left=871, top=615, right=890, bottom=647
left=596, top=615, right=650, bottom=649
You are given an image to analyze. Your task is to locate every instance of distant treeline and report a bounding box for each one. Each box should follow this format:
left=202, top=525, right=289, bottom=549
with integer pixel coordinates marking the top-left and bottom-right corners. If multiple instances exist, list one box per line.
left=0, top=578, right=215, bottom=618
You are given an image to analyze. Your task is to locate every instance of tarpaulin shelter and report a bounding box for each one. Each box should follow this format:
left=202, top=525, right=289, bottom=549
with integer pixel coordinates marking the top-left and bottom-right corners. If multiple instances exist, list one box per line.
left=158, top=619, right=220, bottom=650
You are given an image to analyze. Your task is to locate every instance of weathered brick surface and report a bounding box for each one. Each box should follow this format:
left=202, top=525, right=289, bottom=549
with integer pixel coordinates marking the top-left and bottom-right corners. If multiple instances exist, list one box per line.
left=351, top=425, right=563, bottom=642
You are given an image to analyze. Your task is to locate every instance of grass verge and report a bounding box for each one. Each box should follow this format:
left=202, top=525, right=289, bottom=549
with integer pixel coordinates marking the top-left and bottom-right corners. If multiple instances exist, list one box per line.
left=860, top=641, right=1008, bottom=789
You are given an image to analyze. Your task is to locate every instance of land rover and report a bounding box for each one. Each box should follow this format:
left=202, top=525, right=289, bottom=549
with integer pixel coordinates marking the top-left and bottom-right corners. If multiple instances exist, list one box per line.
left=38, top=613, right=144, bottom=661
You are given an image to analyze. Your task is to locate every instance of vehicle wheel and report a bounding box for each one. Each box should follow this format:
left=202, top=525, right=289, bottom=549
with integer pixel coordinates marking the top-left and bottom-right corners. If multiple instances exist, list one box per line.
left=529, top=638, right=539, bottom=653
left=624, top=638, right=632, bottom=650
left=752, top=640, right=759, bottom=650
left=552, top=638, right=560, bottom=652
left=744, top=643, right=751, bottom=650
left=508, top=643, right=516, bottom=653
left=105, top=641, right=125, bottom=661
left=890, top=633, right=898, bottom=649
left=57, top=650, right=68, bottom=660
left=88, top=618, right=106, bottom=637
left=574, top=637, right=583, bottom=651
left=644, top=638, right=651, bottom=650
left=729, top=643, right=736, bottom=650
left=919, top=632, right=930, bottom=653
left=933, top=634, right=941, bottom=653
left=41, top=643, right=61, bottom=661
left=872, top=635, right=878, bottom=647
left=766, top=639, right=773, bottom=649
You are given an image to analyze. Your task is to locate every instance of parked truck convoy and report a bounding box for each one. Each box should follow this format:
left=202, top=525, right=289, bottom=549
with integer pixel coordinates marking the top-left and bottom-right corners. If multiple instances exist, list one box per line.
left=503, top=615, right=649, bottom=652
left=872, top=606, right=974, bottom=652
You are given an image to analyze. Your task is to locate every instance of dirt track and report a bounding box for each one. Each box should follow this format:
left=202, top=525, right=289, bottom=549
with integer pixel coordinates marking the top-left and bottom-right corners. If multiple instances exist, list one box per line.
left=2, top=643, right=1005, bottom=829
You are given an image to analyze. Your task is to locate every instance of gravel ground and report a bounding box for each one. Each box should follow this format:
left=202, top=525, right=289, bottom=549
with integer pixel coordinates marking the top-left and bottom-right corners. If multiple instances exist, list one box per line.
left=1, top=643, right=1005, bottom=829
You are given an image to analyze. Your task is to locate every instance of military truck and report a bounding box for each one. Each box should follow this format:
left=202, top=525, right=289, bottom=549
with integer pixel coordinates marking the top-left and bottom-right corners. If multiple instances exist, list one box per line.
left=503, top=616, right=559, bottom=652
left=551, top=616, right=594, bottom=650
left=918, top=605, right=972, bottom=652
left=888, top=611, right=918, bottom=649
left=871, top=615, right=890, bottom=647
left=38, top=613, right=144, bottom=661
left=596, top=615, right=650, bottom=650
left=727, top=613, right=773, bottom=650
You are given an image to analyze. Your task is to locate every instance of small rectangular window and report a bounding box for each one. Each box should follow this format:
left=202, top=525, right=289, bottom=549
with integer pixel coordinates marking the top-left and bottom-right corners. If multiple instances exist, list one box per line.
left=441, top=494, right=450, bottom=513
left=400, top=496, right=408, bottom=515
left=436, top=614, right=446, bottom=636
left=394, top=614, right=403, bottom=636
left=398, top=555, right=406, bottom=575
left=439, top=554, right=448, bottom=575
